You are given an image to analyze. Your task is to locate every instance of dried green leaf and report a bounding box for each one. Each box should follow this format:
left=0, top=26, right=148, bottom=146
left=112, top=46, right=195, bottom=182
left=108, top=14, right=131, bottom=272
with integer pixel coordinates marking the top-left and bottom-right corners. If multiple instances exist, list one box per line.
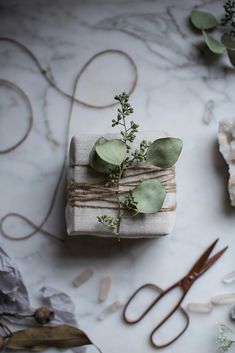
left=95, top=139, right=127, bottom=165
left=146, top=137, right=183, bottom=168
left=6, top=324, right=92, bottom=351
left=203, top=30, right=226, bottom=54
left=190, top=9, right=218, bottom=30
left=132, top=179, right=166, bottom=214
left=89, top=137, right=116, bottom=173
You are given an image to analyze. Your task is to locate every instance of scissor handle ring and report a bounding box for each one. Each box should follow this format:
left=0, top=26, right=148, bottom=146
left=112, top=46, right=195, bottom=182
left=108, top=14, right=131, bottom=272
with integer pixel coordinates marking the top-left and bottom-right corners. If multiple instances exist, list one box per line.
left=123, top=284, right=190, bottom=348
left=123, top=283, right=158, bottom=324
left=150, top=303, right=190, bottom=349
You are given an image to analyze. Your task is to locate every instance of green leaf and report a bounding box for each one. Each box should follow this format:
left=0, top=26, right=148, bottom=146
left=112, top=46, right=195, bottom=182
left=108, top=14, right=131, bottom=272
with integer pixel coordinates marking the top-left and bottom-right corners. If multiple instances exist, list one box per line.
left=190, top=9, right=218, bottom=30
left=203, top=30, right=226, bottom=54
left=221, top=33, right=235, bottom=49
left=146, top=137, right=183, bottom=168
left=89, top=138, right=116, bottom=173
left=95, top=139, right=127, bottom=165
left=132, top=179, right=166, bottom=214
left=6, top=325, right=92, bottom=350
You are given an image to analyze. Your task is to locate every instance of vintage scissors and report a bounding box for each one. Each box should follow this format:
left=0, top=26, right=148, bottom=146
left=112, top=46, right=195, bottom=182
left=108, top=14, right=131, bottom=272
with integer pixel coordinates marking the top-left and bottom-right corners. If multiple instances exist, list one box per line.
left=123, top=239, right=228, bottom=348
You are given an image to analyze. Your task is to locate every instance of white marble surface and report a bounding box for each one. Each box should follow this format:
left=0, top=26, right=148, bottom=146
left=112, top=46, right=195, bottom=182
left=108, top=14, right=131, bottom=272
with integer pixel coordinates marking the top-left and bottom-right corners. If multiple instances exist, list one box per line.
left=0, top=0, right=235, bottom=352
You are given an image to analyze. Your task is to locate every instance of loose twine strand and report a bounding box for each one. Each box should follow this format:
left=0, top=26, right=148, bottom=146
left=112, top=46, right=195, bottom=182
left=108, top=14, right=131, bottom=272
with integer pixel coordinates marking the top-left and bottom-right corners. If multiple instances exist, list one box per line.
left=0, top=37, right=138, bottom=242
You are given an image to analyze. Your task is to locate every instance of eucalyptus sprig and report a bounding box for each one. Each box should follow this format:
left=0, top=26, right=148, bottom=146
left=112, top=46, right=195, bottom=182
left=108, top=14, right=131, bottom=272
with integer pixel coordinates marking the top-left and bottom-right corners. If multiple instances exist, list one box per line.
left=190, top=1, right=235, bottom=67
left=89, top=93, right=183, bottom=240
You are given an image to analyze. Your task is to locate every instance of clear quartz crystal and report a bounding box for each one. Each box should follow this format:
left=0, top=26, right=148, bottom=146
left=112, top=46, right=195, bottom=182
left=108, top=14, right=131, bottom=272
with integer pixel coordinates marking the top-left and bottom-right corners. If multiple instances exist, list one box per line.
left=211, top=293, right=235, bottom=305
left=98, top=301, right=123, bottom=321
left=222, top=271, right=235, bottom=284
left=186, top=302, right=213, bottom=314
left=202, top=99, right=215, bottom=125
left=98, top=276, right=111, bottom=302
left=72, top=268, right=94, bottom=288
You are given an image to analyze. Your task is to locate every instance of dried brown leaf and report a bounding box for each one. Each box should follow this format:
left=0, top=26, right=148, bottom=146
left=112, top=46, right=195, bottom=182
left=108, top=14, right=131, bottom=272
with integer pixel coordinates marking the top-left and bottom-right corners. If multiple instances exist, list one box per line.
left=6, top=324, right=91, bottom=351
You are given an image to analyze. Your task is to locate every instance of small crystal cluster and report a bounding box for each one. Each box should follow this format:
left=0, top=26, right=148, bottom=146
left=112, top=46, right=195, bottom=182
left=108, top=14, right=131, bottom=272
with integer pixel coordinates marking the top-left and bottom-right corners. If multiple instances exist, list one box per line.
left=218, top=119, right=235, bottom=206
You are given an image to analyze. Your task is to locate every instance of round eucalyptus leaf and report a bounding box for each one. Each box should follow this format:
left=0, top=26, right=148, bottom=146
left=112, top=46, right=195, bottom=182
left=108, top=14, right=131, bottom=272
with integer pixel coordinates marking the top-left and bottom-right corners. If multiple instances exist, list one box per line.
left=95, top=139, right=127, bottom=165
left=190, top=10, right=218, bottom=30
left=146, top=137, right=183, bottom=168
left=89, top=138, right=116, bottom=173
left=132, top=179, right=166, bottom=214
left=221, top=33, right=235, bottom=49
left=203, top=30, right=225, bottom=54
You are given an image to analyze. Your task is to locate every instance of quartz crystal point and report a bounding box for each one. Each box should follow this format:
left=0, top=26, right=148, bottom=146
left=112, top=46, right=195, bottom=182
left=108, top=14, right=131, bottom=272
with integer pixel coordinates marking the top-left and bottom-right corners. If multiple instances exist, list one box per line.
left=98, top=276, right=111, bottom=302
left=222, top=271, right=235, bottom=284
left=72, top=268, right=94, bottom=288
left=98, top=301, right=123, bottom=321
left=211, top=293, right=235, bottom=305
left=218, top=120, right=235, bottom=206
left=186, top=302, right=213, bottom=314
left=202, top=100, right=214, bottom=125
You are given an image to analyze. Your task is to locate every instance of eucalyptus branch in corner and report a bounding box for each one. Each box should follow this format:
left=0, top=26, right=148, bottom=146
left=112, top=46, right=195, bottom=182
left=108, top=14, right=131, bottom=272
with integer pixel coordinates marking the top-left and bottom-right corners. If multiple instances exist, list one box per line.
left=89, top=92, right=183, bottom=240
left=190, top=1, right=235, bottom=67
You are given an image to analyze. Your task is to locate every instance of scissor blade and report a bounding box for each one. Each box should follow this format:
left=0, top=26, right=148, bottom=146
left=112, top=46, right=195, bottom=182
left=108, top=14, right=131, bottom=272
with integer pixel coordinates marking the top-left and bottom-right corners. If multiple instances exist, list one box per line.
left=197, top=246, right=228, bottom=277
left=188, top=238, right=219, bottom=276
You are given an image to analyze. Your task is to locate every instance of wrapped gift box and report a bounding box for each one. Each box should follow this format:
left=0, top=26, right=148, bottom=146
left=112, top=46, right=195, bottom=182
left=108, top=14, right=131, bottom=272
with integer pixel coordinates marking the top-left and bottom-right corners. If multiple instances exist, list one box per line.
left=66, top=132, right=177, bottom=238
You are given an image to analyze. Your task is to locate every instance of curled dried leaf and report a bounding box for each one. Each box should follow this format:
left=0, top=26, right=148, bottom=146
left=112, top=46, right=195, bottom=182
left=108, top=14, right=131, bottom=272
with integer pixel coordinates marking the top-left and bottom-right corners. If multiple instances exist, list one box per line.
left=6, top=324, right=92, bottom=351
left=0, top=336, right=4, bottom=350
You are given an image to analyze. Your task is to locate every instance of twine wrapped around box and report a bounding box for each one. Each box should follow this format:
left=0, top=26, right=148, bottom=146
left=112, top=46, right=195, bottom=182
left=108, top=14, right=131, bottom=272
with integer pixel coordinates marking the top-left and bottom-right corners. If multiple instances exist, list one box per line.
left=66, top=132, right=178, bottom=238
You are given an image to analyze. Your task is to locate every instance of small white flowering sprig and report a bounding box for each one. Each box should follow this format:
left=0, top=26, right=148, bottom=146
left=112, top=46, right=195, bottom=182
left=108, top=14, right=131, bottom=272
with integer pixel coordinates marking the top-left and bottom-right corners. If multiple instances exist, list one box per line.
left=217, top=323, right=235, bottom=352
left=89, top=93, right=183, bottom=240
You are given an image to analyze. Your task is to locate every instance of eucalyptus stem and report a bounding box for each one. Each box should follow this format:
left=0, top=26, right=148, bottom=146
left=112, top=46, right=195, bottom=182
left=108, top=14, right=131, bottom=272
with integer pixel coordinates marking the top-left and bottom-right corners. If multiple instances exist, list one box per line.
left=114, top=164, right=125, bottom=240
left=99, top=93, right=140, bottom=239
left=115, top=192, right=121, bottom=242
left=94, top=92, right=182, bottom=239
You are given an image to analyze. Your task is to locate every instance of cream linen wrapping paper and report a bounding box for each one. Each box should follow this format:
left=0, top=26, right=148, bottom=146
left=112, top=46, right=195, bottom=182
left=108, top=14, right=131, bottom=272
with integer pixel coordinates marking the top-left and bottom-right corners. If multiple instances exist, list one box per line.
left=66, top=132, right=177, bottom=238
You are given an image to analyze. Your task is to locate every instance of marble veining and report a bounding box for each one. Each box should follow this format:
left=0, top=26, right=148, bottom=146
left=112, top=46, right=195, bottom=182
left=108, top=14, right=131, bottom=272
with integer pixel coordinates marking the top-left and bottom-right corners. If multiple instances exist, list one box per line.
left=0, top=0, right=235, bottom=352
